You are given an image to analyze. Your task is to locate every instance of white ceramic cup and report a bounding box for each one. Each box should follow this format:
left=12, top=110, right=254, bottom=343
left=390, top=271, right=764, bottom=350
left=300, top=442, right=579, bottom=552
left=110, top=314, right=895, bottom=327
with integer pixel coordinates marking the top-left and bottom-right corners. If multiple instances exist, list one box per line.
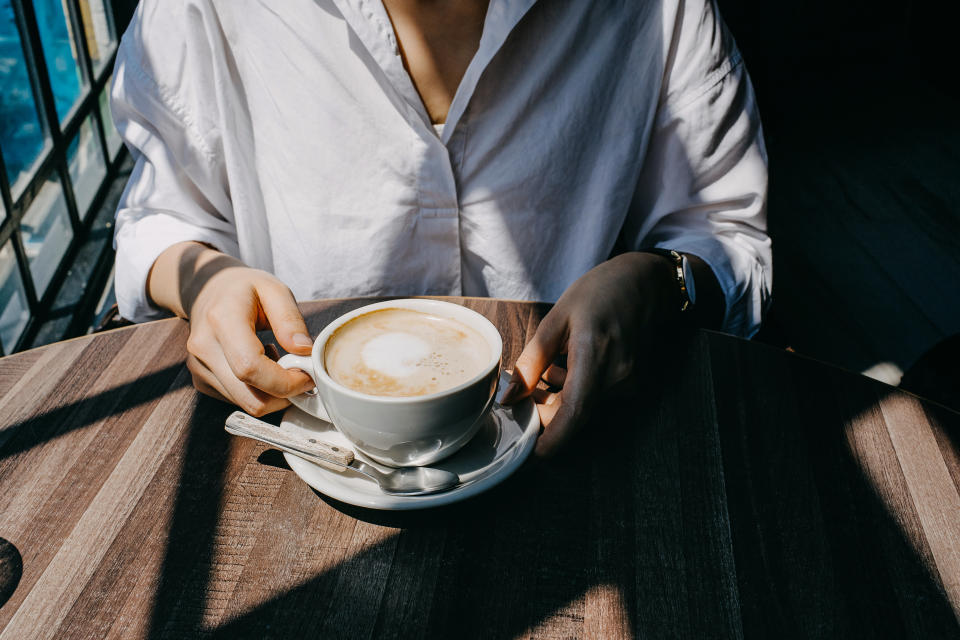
left=277, top=299, right=503, bottom=467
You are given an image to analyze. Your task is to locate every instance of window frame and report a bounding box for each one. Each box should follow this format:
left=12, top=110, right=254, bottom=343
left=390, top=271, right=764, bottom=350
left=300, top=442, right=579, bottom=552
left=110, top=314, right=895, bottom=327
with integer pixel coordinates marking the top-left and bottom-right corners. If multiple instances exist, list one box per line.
left=0, top=0, right=126, bottom=355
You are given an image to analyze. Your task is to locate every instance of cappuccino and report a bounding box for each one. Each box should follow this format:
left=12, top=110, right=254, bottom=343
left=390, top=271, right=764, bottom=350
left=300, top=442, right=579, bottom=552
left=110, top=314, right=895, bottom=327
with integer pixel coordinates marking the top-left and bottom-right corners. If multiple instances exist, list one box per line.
left=324, top=308, right=490, bottom=397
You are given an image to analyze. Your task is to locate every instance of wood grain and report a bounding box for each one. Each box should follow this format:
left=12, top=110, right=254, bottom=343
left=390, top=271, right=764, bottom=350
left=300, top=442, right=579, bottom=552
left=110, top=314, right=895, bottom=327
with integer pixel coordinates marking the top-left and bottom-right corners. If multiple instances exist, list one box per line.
left=879, top=394, right=960, bottom=614
left=0, top=298, right=958, bottom=638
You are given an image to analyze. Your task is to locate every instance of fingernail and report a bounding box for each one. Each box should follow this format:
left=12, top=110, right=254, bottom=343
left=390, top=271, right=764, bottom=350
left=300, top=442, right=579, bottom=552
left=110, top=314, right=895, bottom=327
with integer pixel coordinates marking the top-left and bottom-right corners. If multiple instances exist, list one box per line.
left=293, top=333, right=313, bottom=348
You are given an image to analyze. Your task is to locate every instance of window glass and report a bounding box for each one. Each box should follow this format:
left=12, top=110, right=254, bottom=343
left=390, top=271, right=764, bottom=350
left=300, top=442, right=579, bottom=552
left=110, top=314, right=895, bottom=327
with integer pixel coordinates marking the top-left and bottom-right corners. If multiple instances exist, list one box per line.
left=67, top=115, right=106, bottom=216
left=78, top=0, right=115, bottom=73
left=0, top=241, right=30, bottom=353
left=0, top=1, right=48, bottom=194
left=20, top=173, right=73, bottom=296
left=98, top=78, right=122, bottom=158
left=33, top=0, right=87, bottom=123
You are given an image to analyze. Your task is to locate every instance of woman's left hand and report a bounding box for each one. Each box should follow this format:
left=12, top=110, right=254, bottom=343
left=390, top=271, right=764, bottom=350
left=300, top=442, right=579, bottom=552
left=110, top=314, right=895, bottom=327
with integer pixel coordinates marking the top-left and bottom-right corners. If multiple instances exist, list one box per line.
left=500, top=252, right=686, bottom=456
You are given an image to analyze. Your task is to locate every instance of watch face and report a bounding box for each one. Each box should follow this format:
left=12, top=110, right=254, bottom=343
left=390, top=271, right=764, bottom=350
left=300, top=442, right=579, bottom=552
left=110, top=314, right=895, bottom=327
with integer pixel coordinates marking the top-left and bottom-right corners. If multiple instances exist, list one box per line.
left=682, top=256, right=696, bottom=306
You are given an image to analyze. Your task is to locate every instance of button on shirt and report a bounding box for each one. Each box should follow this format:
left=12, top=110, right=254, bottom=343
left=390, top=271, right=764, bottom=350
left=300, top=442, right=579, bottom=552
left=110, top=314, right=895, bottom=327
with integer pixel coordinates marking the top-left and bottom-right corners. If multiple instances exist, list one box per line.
left=111, top=0, right=771, bottom=335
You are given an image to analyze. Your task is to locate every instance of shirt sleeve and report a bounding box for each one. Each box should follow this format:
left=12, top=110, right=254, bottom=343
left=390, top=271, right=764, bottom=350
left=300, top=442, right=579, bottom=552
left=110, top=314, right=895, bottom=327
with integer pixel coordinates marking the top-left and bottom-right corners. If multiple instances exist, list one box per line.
left=625, top=0, right=771, bottom=337
left=110, top=2, right=239, bottom=322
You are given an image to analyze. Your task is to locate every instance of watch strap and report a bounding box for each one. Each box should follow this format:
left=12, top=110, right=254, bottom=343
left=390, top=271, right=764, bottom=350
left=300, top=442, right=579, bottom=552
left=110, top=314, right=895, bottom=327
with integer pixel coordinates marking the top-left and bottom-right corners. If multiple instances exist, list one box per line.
left=645, top=248, right=693, bottom=313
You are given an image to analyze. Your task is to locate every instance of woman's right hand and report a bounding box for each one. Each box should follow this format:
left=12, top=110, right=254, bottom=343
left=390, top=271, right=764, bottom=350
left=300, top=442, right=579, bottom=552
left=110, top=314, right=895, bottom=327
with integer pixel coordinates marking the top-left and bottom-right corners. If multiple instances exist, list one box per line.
left=148, top=242, right=316, bottom=415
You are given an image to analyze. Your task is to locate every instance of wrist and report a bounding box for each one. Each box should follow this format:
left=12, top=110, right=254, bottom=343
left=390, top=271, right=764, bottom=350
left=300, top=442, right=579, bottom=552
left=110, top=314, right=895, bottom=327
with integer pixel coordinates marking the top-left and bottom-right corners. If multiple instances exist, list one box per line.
left=635, top=249, right=725, bottom=330
left=148, top=241, right=243, bottom=318
left=613, top=251, right=683, bottom=326
left=642, top=248, right=696, bottom=313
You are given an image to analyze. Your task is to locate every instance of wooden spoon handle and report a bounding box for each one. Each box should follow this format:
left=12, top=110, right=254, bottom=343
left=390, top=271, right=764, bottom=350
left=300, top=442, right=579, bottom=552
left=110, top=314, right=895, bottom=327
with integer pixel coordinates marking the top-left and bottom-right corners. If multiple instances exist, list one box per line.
left=225, top=411, right=354, bottom=467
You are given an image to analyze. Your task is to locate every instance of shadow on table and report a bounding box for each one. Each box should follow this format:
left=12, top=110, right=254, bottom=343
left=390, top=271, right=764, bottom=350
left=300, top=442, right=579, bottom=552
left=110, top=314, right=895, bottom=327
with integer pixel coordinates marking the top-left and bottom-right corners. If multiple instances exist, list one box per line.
left=0, top=364, right=188, bottom=461
left=2, top=311, right=953, bottom=636
left=138, top=333, right=959, bottom=639
left=148, top=395, right=643, bottom=638
left=215, top=457, right=638, bottom=639
left=709, top=336, right=960, bottom=638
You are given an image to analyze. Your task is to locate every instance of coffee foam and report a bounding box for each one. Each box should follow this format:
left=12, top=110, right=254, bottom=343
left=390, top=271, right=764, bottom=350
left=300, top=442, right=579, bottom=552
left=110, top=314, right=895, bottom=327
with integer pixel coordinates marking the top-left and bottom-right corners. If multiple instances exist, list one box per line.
left=360, top=332, right=430, bottom=378
left=324, top=308, right=490, bottom=397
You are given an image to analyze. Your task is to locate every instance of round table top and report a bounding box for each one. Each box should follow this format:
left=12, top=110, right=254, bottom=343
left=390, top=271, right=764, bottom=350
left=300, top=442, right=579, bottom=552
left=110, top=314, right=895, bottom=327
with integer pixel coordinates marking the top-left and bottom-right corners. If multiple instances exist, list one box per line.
left=0, top=297, right=958, bottom=638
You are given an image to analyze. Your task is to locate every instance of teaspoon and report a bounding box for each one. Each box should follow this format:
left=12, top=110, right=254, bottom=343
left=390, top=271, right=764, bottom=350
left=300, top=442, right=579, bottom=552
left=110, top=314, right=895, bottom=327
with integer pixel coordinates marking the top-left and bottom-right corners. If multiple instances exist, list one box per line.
left=225, top=412, right=460, bottom=496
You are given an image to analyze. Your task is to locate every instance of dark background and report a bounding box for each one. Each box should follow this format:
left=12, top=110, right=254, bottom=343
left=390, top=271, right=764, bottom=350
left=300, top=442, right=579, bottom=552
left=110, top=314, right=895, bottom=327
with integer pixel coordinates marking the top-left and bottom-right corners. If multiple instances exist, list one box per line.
left=720, top=0, right=960, bottom=391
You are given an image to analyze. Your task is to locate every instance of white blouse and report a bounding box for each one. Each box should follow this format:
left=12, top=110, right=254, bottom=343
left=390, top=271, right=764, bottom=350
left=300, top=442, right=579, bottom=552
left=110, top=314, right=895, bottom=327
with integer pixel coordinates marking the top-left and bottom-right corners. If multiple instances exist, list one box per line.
left=111, top=0, right=771, bottom=336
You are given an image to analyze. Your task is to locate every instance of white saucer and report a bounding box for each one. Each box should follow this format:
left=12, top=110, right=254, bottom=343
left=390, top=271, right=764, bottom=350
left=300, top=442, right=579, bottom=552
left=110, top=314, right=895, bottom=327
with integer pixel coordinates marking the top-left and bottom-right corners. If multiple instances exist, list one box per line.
left=280, top=388, right=540, bottom=510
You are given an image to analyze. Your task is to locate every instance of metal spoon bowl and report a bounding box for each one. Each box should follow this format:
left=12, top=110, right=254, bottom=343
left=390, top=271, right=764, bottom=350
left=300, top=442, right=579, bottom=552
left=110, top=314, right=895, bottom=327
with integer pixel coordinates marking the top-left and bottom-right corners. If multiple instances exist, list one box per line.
left=348, top=459, right=461, bottom=495
left=225, top=412, right=460, bottom=496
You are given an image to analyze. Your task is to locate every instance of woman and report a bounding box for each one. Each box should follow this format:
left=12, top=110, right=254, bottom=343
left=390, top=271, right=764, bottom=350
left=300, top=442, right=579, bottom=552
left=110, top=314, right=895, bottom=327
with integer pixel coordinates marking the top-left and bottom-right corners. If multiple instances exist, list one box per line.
left=111, top=0, right=770, bottom=455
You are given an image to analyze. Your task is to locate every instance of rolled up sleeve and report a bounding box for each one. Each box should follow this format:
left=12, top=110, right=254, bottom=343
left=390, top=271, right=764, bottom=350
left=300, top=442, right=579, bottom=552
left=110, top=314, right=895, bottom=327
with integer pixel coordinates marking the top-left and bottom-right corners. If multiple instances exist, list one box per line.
left=627, top=0, right=771, bottom=337
left=110, top=6, right=238, bottom=322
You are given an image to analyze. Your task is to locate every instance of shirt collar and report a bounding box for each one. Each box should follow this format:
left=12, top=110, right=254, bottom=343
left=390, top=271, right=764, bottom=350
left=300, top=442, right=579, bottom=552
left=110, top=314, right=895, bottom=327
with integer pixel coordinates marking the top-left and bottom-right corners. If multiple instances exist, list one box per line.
left=328, top=0, right=538, bottom=138
left=442, top=0, right=536, bottom=142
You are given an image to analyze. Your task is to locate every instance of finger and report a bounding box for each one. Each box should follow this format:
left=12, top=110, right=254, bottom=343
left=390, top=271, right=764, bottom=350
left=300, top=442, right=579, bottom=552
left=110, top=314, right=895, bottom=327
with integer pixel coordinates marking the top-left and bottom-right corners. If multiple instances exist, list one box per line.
left=532, top=386, right=558, bottom=405
left=193, top=375, right=231, bottom=404
left=256, top=281, right=313, bottom=355
left=502, top=312, right=567, bottom=404
left=207, top=306, right=315, bottom=398
left=188, top=352, right=233, bottom=399
left=189, top=353, right=249, bottom=406
left=534, top=335, right=601, bottom=457
left=189, top=353, right=278, bottom=413
left=542, top=364, right=567, bottom=388
left=534, top=396, right=563, bottom=432
left=192, top=349, right=293, bottom=416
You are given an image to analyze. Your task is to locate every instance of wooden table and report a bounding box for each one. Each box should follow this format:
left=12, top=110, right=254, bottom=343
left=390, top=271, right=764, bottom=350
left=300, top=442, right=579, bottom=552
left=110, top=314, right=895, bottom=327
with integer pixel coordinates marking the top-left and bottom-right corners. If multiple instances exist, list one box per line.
left=0, top=297, right=958, bottom=638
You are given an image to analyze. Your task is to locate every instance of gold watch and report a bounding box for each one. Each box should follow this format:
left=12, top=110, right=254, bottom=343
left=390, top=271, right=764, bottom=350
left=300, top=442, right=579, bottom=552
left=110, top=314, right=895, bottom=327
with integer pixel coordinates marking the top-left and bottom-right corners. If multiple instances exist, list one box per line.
left=645, top=249, right=696, bottom=313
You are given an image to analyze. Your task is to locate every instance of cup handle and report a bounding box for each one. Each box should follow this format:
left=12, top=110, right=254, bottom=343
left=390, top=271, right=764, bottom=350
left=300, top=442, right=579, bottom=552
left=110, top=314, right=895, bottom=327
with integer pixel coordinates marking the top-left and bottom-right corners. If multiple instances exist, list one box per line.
left=277, top=354, right=331, bottom=422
